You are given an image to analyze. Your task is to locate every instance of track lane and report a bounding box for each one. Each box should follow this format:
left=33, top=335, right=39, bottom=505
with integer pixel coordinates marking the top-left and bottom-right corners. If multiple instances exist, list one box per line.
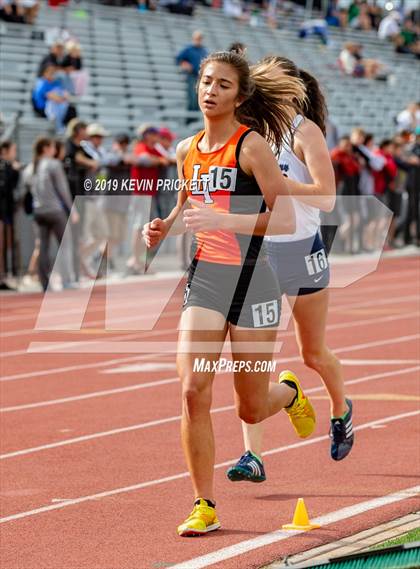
left=1, top=404, right=419, bottom=569
left=0, top=255, right=418, bottom=569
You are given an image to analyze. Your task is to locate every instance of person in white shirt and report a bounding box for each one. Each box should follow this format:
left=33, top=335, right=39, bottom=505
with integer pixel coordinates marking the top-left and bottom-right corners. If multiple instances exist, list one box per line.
left=378, top=11, right=401, bottom=41
left=396, top=103, right=420, bottom=132
left=227, top=57, right=354, bottom=485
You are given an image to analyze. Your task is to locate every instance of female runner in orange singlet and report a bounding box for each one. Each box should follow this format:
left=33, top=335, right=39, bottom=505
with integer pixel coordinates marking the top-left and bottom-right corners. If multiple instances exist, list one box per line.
left=143, top=51, right=316, bottom=536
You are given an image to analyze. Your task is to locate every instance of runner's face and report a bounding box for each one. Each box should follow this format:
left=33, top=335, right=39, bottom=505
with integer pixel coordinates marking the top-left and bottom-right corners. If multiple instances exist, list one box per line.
left=198, top=62, right=241, bottom=118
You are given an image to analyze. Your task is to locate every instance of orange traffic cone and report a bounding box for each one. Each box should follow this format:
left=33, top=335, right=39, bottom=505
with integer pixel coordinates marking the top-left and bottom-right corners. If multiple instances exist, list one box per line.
left=282, top=498, right=320, bottom=531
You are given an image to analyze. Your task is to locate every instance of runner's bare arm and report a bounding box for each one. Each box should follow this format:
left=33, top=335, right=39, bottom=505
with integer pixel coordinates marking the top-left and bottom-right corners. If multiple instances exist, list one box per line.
left=287, top=120, right=336, bottom=212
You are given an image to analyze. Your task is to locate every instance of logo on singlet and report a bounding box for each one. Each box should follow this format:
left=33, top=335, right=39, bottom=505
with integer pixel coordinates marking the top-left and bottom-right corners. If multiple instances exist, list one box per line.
left=190, top=164, right=237, bottom=204
left=279, top=163, right=289, bottom=178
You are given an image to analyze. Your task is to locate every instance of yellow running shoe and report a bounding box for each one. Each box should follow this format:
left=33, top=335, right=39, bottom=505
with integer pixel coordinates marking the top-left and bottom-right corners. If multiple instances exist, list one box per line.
left=177, top=499, right=221, bottom=537
left=279, top=370, right=316, bottom=438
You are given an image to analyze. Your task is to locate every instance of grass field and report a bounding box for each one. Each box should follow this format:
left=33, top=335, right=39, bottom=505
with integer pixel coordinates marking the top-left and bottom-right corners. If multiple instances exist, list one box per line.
left=373, top=527, right=420, bottom=550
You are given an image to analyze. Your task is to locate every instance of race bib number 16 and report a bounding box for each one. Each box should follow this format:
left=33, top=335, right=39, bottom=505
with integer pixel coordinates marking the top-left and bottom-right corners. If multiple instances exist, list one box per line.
left=305, top=249, right=328, bottom=276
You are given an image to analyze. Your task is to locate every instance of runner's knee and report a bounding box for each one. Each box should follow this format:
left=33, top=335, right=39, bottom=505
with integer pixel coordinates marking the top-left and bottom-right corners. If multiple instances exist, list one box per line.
left=301, top=347, right=326, bottom=372
left=237, top=403, right=265, bottom=424
left=181, top=375, right=211, bottom=416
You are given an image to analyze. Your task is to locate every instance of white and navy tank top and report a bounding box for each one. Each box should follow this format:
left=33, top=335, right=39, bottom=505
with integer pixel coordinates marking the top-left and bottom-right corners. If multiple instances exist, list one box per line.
left=266, top=115, right=320, bottom=243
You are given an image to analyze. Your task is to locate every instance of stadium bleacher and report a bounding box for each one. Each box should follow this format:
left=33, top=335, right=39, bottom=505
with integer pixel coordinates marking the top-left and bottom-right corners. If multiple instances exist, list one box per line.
left=0, top=0, right=419, bottom=163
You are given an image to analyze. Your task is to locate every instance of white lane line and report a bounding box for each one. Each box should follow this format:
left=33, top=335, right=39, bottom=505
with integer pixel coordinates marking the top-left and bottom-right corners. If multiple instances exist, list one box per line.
left=2, top=367, right=419, bottom=458
left=169, top=485, right=420, bottom=569
left=275, top=334, right=420, bottom=365
left=0, top=352, right=169, bottom=383
left=1, top=270, right=416, bottom=326
left=0, top=308, right=180, bottom=339
left=0, top=278, right=181, bottom=323
left=2, top=326, right=179, bottom=359
left=340, top=359, right=420, bottom=365
left=1, top=410, right=418, bottom=524
left=0, top=377, right=180, bottom=413
left=0, top=405, right=228, bottom=460
left=0, top=276, right=413, bottom=338
left=1, top=305, right=419, bottom=381
left=103, top=362, right=177, bottom=374
left=2, top=292, right=419, bottom=358
left=1, top=336, right=419, bottom=414
left=26, top=332, right=420, bottom=356
left=329, top=294, right=419, bottom=313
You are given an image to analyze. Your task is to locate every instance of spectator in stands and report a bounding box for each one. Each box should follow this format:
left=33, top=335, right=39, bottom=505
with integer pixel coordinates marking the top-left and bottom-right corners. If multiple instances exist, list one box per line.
left=38, top=41, right=69, bottom=76
left=0, top=140, right=20, bottom=290
left=64, top=119, right=98, bottom=200
left=63, top=119, right=98, bottom=281
left=299, top=18, right=329, bottom=45
left=366, top=2, right=382, bottom=30
left=21, top=149, right=40, bottom=286
left=326, top=118, right=339, bottom=150
left=21, top=141, right=66, bottom=291
left=223, top=0, right=248, bottom=22
left=176, top=31, right=208, bottom=120
left=393, top=18, right=420, bottom=57
left=390, top=139, right=416, bottom=247
left=32, top=64, right=77, bottom=133
left=372, top=139, right=398, bottom=248
left=48, top=0, right=68, bottom=5
left=65, top=41, right=89, bottom=96
left=126, top=124, right=169, bottom=274
left=154, top=127, right=177, bottom=219
left=79, top=123, right=113, bottom=276
left=348, top=0, right=378, bottom=31
left=0, top=0, right=38, bottom=23
left=20, top=0, right=39, bottom=23
left=339, top=42, right=383, bottom=79
left=402, top=129, right=420, bottom=246
left=331, top=135, right=361, bottom=253
left=31, top=136, right=79, bottom=291
left=137, top=0, right=157, bottom=11
left=102, top=133, right=132, bottom=270
left=228, top=42, right=247, bottom=56
left=162, top=0, right=192, bottom=15
left=325, top=0, right=347, bottom=28
left=351, top=129, right=385, bottom=251
left=396, top=102, right=420, bottom=133
left=38, top=40, right=78, bottom=94
left=0, top=0, right=22, bottom=22
left=378, top=11, right=401, bottom=41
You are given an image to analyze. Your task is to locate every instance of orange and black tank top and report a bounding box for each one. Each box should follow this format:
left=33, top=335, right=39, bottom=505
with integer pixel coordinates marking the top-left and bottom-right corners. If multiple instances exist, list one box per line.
left=183, top=125, right=267, bottom=267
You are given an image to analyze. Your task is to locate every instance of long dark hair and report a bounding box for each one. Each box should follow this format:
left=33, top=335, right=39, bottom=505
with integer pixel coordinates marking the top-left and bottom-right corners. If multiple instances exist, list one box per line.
left=198, top=51, right=306, bottom=149
left=257, top=56, right=327, bottom=136
left=32, top=136, right=52, bottom=173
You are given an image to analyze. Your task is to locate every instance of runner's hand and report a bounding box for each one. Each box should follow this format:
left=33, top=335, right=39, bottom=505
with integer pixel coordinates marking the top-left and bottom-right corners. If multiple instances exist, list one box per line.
left=183, top=199, right=223, bottom=232
left=143, top=218, right=166, bottom=247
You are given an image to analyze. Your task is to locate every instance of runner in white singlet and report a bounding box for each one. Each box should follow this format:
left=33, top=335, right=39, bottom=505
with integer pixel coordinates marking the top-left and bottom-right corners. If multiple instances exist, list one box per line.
left=227, top=58, right=354, bottom=484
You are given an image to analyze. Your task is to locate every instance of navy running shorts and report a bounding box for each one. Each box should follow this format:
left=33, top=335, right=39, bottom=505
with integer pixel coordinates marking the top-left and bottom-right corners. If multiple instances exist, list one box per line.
left=183, top=259, right=281, bottom=329
left=266, top=233, right=330, bottom=297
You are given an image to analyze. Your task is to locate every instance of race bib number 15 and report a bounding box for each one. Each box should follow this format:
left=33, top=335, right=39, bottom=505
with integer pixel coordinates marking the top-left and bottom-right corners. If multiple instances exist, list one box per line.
left=190, top=165, right=237, bottom=204
left=251, top=300, right=279, bottom=328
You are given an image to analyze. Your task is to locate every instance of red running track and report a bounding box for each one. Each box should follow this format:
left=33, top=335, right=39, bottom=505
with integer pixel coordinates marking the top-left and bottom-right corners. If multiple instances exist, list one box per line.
left=0, top=256, right=419, bottom=569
